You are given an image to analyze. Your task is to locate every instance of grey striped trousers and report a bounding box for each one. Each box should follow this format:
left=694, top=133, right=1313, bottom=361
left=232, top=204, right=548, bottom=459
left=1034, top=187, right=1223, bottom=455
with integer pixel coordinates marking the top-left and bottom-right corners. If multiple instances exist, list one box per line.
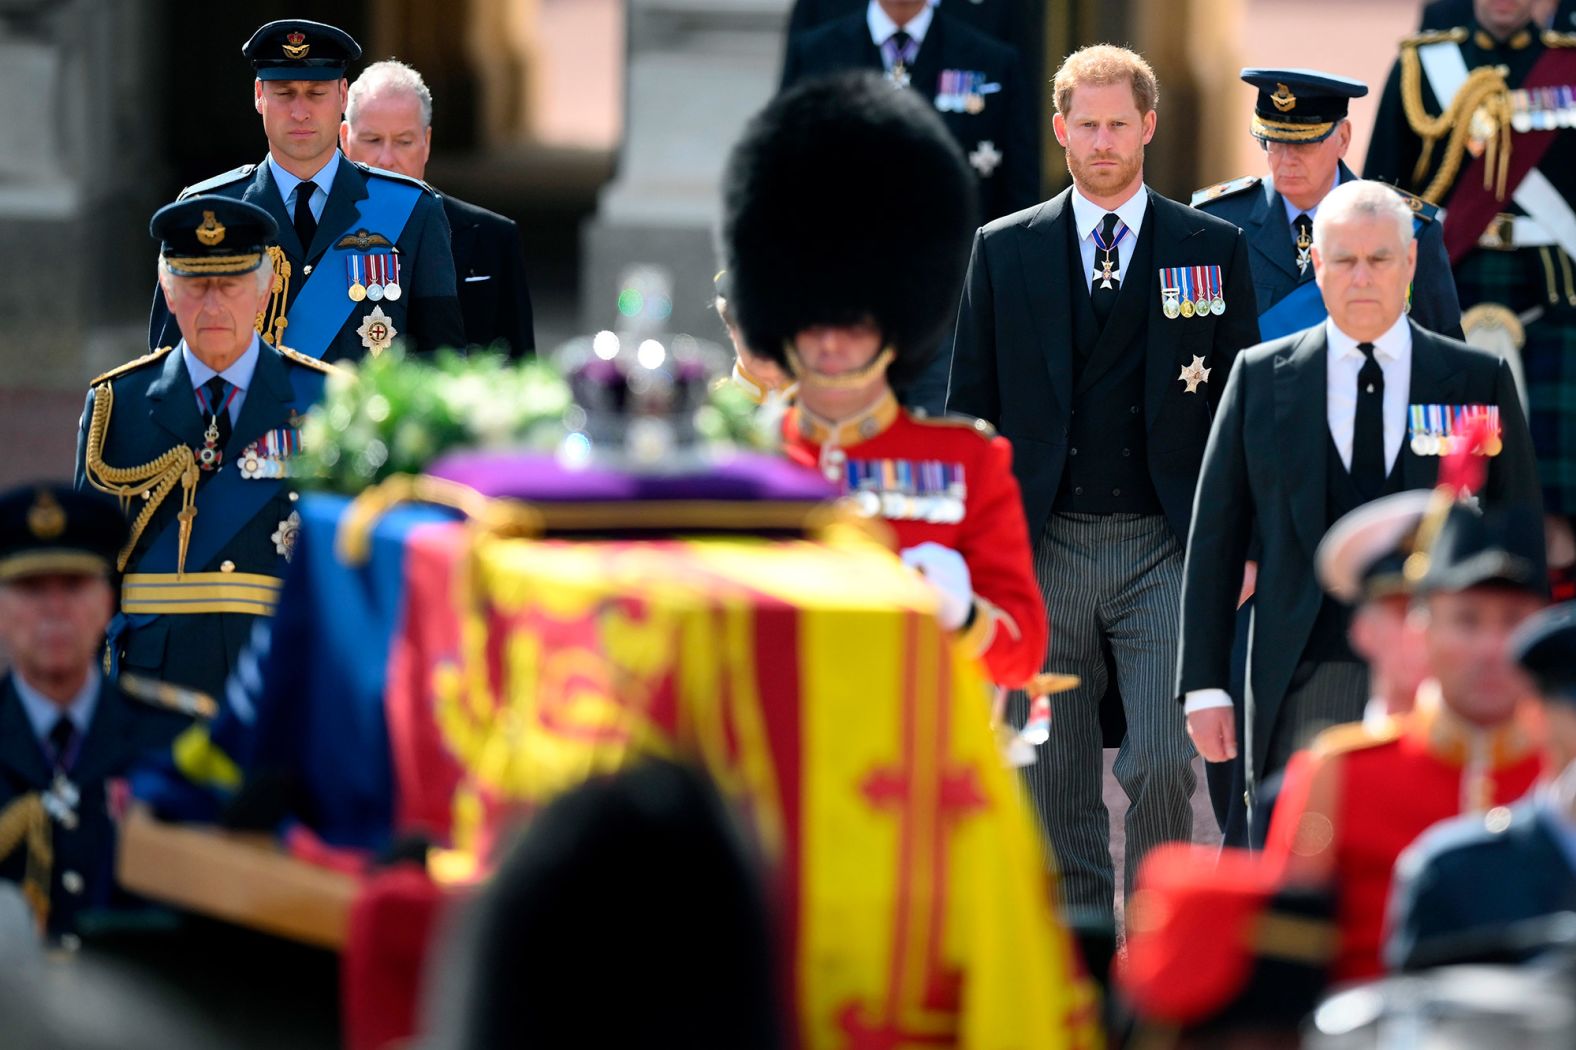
left=1018, top=511, right=1195, bottom=923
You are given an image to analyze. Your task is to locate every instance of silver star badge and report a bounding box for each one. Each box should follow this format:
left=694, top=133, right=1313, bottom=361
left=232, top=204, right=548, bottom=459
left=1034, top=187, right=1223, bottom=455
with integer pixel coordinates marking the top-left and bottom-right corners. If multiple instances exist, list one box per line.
left=1178, top=355, right=1211, bottom=394
left=968, top=140, right=1002, bottom=177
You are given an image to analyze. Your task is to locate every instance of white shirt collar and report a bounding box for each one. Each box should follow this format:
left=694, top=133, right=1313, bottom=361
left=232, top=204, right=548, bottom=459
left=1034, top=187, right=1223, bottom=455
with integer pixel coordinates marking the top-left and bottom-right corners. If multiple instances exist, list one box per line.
left=1070, top=184, right=1150, bottom=242
left=1325, top=312, right=1412, bottom=364
left=868, top=0, right=934, bottom=45
left=12, top=669, right=100, bottom=746
left=1281, top=168, right=1343, bottom=225
left=267, top=150, right=341, bottom=207
left=183, top=333, right=263, bottom=393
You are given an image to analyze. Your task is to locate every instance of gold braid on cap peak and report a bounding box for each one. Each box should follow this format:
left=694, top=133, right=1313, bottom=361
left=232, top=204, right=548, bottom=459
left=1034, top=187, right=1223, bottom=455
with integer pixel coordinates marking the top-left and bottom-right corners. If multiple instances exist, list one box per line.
left=82, top=382, right=199, bottom=576
left=1399, top=47, right=1513, bottom=203
left=255, top=245, right=292, bottom=347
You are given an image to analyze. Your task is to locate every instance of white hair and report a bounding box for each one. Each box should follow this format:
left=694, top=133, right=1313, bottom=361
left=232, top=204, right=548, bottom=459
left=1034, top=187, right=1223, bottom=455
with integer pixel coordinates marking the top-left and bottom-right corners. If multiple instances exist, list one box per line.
left=346, top=59, right=433, bottom=129
left=1312, top=179, right=1414, bottom=249
left=157, top=255, right=273, bottom=295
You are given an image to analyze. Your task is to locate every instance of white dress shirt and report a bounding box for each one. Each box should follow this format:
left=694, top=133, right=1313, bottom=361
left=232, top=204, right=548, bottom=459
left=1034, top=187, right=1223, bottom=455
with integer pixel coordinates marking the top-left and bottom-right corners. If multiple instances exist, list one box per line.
left=1070, top=185, right=1149, bottom=292
left=867, top=0, right=934, bottom=52
left=267, top=150, right=340, bottom=225
left=1183, top=313, right=1414, bottom=716
left=183, top=334, right=263, bottom=424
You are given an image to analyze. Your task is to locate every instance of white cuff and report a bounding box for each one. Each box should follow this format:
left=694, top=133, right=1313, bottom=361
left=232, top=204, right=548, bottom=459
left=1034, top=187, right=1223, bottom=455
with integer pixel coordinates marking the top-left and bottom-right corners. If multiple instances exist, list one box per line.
left=1183, top=688, right=1233, bottom=715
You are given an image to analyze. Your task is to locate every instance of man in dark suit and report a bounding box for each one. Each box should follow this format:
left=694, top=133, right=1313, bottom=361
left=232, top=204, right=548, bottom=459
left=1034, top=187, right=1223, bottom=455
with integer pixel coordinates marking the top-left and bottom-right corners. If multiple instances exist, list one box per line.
left=148, top=20, right=463, bottom=364
left=781, top=0, right=1038, bottom=224
left=78, top=197, right=338, bottom=704
left=1192, top=67, right=1463, bottom=845
left=1385, top=600, right=1576, bottom=971
left=342, top=60, right=536, bottom=357
left=947, top=45, right=1260, bottom=922
left=1179, top=180, right=1541, bottom=830
left=0, top=484, right=201, bottom=945
left=786, top=0, right=1023, bottom=44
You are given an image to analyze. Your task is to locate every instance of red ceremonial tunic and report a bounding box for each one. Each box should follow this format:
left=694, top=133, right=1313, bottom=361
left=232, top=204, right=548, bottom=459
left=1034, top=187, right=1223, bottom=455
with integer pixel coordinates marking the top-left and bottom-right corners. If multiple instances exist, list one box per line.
left=782, top=391, right=1048, bottom=687
left=1266, top=690, right=1543, bottom=981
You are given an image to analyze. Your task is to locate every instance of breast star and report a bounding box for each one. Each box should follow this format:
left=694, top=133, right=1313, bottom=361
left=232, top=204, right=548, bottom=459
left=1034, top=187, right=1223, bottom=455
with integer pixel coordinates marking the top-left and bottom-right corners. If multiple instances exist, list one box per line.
left=1178, top=355, right=1211, bottom=394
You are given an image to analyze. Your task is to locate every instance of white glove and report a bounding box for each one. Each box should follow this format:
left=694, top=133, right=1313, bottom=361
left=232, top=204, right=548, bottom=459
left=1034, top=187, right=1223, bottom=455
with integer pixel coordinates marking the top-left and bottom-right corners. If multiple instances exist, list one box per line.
left=901, top=542, right=974, bottom=631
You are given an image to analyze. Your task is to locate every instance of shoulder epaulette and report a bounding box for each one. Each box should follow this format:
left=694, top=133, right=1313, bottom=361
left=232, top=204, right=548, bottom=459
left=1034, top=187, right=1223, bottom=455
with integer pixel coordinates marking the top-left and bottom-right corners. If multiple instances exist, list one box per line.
left=1308, top=719, right=1401, bottom=761
left=349, top=160, right=438, bottom=196
left=910, top=412, right=997, bottom=440
left=1191, top=175, right=1261, bottom=208
left=1400, top=27, right=1469, bottom=49
left=91, top=345, right=174, bottom=386
left=118, top=672, right=218, bottom=719
left=1543, top=30, right=1576, bottom=48
left=1387, top=185, right=1441, bottom=223
left=178, top=164, right=257, bottom=199
left=274, top=343, right=349, bottom=377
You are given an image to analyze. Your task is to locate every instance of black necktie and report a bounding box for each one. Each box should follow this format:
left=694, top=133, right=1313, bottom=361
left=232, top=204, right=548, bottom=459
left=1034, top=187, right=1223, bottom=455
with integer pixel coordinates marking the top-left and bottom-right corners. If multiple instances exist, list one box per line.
left=293, top=180, right=318, bottom=251
left=202, top=376, right=234, bottom=452
left=1293, top=213, right=1313, bottom=276
left=1352, top=342, right=1387, bottom=499
left=1091, top=212, right=1123, bottom=327
left=48, top=715, right=76, bottom=772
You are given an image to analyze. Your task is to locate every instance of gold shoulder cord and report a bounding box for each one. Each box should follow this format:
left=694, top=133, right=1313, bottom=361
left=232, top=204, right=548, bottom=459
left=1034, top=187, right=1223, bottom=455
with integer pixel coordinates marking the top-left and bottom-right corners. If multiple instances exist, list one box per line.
left=0, top=794, right=51, bottom=932
left=256, top=245, right=292, bottom=346
left=1400, top=44, right=1513, bottom=203
left=82, top=382, right=200, bottom=575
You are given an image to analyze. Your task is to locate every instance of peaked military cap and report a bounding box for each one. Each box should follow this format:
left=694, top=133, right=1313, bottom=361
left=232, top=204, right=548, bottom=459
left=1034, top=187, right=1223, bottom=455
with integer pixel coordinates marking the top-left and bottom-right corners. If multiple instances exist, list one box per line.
left=243, top=19, right=361, bottom=81
left=150, top=195, right=278, bottom=277
left=720, top=71, right=976, bottom=389
left=1416, top=503, right=1548, bottom=597
left=1241, top=68, right=1368, bottom=144
left=1510, top=602, right=1576, bottom=704
left=1317, top=490, right=1435, bottom=604
left=0, top=483, right=125, bottom=582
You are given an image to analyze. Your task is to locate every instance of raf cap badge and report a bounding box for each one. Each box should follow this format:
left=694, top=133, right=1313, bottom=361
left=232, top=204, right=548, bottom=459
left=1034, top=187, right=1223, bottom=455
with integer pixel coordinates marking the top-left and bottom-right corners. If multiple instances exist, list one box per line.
left=283, top=30, right=310, bottom=59
left=196, top=210, right=226, bottom=247
left=27, top=489, right=66, bottom=539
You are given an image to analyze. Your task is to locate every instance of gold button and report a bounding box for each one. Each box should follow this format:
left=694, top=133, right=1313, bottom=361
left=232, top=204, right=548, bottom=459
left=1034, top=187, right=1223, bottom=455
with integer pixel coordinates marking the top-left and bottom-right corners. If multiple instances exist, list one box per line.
left=288, top=491, right=300, bottom=502
left=1485, top=806, right=1514, bottom=833
left=62, top=871, right=84, bottom=895
left=220, top=560, right=235, bottom=573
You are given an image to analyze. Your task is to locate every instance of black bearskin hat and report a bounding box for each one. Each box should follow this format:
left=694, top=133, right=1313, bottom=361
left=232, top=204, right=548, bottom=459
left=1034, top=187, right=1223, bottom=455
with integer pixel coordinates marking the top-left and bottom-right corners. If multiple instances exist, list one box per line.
left=720, top=71, right=977, bottom=388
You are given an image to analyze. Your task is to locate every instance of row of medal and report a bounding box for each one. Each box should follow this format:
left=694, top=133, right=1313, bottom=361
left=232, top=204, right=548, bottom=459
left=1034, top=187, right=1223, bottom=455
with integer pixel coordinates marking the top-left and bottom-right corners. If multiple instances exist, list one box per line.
left=1159, top=265, right=1227, bottom=319
left=346, top=254, right=403, bottom=303
left=845, top=458, right=968, bottom=525
left=239, top=425, right=304, bottom=479
left=934, top=69, right=999, bottom=114
left=1408, top=404, right=1503, bottom=456
left=1509, top=87, right=1576, bottom=132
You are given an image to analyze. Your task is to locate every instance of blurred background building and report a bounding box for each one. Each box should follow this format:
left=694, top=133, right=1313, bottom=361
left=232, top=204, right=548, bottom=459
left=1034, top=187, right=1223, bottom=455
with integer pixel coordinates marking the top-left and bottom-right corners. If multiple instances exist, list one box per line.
left=0, top=0, right=1425, bottom=490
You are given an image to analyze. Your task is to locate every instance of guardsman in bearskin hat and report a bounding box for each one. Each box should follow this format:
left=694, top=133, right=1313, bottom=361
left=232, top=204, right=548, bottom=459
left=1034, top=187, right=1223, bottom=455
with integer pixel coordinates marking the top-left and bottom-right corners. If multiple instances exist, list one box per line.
left=719, top=70, right=1047, bottom=691
left=75, top=196, right=341, bottom=705
left=1366, top=0, right=1576, bottom=580
left=0, top=484, right=206, bottom=945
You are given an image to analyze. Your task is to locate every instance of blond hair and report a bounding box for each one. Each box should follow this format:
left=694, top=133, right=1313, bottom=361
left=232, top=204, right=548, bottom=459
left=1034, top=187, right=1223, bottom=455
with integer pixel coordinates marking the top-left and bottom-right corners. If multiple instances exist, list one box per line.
left=1053, top=45, right=1159, bottom=117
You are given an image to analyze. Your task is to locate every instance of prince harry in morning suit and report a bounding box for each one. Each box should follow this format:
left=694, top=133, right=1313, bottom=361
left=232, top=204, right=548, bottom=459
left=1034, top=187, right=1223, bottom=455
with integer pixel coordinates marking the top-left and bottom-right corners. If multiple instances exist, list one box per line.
left=946, top=45, right=1260, bottom=922
left=1179, top=181, right=1541, bottom=836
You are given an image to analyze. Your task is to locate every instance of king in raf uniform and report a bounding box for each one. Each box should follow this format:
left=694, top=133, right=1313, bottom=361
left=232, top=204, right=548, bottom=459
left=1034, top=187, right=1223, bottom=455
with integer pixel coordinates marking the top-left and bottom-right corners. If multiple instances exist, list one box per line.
left=0, top=484, right=207, bottom=945
left=721, top=72, right=1049, bottom=690
left=1194, top=68, right=1462, bottom=342
left=148, top=20, right=463, bottom=364
left=77, top=197, right=341, bottom=705
left=1366, top=0, right=1576, bottom=550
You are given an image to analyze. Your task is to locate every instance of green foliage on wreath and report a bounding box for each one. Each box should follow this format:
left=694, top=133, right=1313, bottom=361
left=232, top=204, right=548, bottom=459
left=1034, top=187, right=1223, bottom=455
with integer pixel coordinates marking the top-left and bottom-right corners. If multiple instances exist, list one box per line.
left=295, top=349, right=571, bottom=492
